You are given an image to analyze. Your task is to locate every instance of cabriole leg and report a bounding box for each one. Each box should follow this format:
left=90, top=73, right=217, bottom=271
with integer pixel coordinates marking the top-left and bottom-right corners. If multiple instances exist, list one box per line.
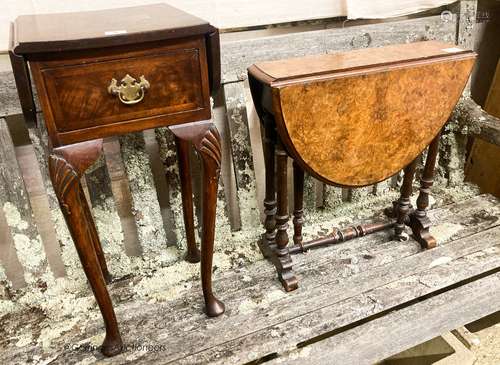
left=175, top=136, right=201, bottom=263
left=49, top=140, right=122, bottom=356
left=170, top=121, right=225, bottom=317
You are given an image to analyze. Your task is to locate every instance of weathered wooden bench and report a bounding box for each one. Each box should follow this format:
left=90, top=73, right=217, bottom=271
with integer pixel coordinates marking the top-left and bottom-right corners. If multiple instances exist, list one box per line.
left=1, top=1, right=500, bottom=363
left=1, top=194, right=499, bottom=364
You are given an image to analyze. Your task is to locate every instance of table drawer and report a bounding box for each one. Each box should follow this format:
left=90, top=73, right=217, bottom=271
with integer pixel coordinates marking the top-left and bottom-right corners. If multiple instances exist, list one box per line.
left=32, top=38, right=210, bottom=142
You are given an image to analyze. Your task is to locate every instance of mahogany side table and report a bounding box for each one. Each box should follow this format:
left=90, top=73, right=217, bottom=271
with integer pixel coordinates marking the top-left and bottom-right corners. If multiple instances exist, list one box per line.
left=248, top=41, right=476, bottom=291
left=10, top=4, right=224, bottom=356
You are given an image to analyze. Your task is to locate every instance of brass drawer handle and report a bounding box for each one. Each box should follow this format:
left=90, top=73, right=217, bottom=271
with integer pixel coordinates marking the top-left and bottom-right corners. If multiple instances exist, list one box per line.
left=107, top=74, right=150, bottom=105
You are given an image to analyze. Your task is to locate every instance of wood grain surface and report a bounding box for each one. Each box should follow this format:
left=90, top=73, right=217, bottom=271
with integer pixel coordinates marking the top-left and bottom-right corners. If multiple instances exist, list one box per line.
left=273, top=56, right=475, bottom=186
left=29, top=37, right=211, bottom=147
left=11, top=4, right=211, bottom=54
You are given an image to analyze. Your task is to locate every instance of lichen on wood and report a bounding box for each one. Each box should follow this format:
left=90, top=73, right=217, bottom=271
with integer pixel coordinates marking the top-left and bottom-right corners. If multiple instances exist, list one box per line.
left=119, top=132, right=169, bottom=262
left=0, top=118, right=52, bottom=287
left=85, top=154, right=132, bottom=278
left=154, top=127, right=188, bottom=248
left=224, top=82, right=260, bottom=229
left=27, top=120, right=79, bottom=281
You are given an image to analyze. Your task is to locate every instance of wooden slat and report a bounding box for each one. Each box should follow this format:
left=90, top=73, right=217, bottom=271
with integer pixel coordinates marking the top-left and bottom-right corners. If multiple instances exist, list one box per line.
left=0, top=118, right=51, bottom=286
left=269, top=272, right=500, bottom=365
left=66, top=194, right=494, bottom=365
left=0, top=195, right=497, bottom=364
left=0, top=70, right=21, bottom=119
left=0, top=208, right=17, bottom=295
left=214, top=88, right=243, bottom=229
left=0, top=15, right=458, bottom=119
left=119, top=132, right=168, bottom=260
left=175, top=225, right=500, bottom=364
left=25, top=118, right=86, bottom=281
left=0, top=0, right=349, bottom=52
left=0, top=264, right=9, bottom=300
left=220, top=14, right=457, bottom=83
left=82, top=195, right=500, bottom=363
left=456, top=0, right=477, bottom=50
left=154, top=127, right=190, bottom=247
left=84, top=153, right=133, bottom=278
left=223, top=82, right=260, bottom=229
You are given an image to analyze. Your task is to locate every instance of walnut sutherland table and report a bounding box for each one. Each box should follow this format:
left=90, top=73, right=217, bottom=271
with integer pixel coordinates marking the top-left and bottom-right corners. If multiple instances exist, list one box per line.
left=249, top=41, right=476, bottom=291
left=10, top=4, right=224, bottom=356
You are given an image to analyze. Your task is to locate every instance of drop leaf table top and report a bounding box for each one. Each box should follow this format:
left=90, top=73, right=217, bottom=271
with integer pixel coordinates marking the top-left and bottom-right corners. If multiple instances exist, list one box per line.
left=249, top=41, right=476, bottom=187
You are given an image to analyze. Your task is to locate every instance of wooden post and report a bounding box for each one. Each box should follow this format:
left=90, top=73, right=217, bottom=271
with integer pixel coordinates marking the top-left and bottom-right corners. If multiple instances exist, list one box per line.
left=443, top=0, right=477, bottom=186
left=0, top=118, right=51, bottom=286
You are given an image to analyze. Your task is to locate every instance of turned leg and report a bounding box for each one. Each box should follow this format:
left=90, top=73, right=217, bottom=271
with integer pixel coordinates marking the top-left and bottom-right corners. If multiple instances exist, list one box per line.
left=261, top=113, right=278, bottom=257
left=394, top=158, right=419, bottom=241
left=49, top=140, right=122, bottom=356
left=292, top=161, right=305, bottom=251
left=410, top=132, right=441, bottom=249
left=170, top=121, right=225, bottom=317
left=175, top=136, right=201, bottom=263
left=275, top=140, right=298, bottom=291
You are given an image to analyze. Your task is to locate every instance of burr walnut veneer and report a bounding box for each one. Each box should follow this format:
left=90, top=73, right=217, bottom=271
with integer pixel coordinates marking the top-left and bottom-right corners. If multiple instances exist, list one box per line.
left=248, top=41, right=475, bottom=291
left=10, top=4, right=224, bottom=356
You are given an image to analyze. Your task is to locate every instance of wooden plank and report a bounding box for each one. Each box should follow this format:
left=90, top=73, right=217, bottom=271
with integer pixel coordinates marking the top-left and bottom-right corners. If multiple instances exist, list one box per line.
left=84, top=154, right=133, bottom=278
left=56, top=194, right=494, bottom=364
left=0, top=0, right=349, bottom=52
left=0, top=195, right=497, bottom=364
left=452, top=97, right=500, bottom=147
left=0, top=118, right=51, bottom=286
left=465, top=138, right=500, bottom=198
left=464, top=60, right=500, bottom=198
left=0, top=264, right=10, bottom=300
left=174, top=225, right=500, bottom=365
left=0, top=15, right=458, bottom=118
left=119, top=132, right=168, bottom=260
left=214, top=88, right=243, bottom=229
left=25, top=118, right=83, bottom=281
left=220, top=14, right=457, bottom=83
left=456, top=0, right=477, bottom=50
left=269, top=272, right=500, bottom=365
left=154, top=127, right=190, bottom=247
left=223, top=82, right=260, bottom=229
left=0, top=70, right=22, bottom=119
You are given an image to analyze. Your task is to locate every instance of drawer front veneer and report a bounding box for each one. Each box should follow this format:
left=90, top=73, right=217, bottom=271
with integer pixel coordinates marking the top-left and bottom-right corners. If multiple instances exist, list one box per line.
left=31, top=37, right=211, bottom=145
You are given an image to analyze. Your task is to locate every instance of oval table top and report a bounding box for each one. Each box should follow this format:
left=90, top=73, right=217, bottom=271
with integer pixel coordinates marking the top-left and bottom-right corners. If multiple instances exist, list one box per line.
left=249, top=41, right=475, bottom=187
